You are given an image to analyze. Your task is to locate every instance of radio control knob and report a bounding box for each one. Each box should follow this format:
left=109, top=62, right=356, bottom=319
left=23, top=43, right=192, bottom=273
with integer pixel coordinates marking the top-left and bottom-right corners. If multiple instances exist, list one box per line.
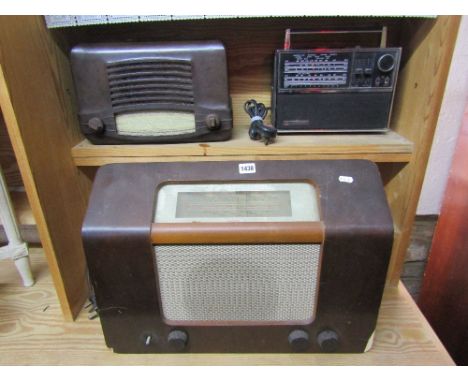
left=168, top=329, right=188, bottom=351
left=317, top=329, right=339, bottom=352
left=377, top=54, right=395, bottom=73
left=87, top=117, right=105, bottom=134
left=205, top=114, right=221, bottom=130
left=288, top=329, right=310, bottom=352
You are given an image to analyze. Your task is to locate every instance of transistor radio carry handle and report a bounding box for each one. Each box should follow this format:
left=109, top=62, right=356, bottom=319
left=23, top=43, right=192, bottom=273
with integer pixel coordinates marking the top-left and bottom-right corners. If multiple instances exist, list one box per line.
left=283, top=26, right=388, bottom=50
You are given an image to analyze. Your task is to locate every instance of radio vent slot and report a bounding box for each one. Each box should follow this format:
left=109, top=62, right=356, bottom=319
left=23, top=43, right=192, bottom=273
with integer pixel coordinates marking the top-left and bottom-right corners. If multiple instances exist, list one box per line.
left=107, top=59, right=195, bottom=108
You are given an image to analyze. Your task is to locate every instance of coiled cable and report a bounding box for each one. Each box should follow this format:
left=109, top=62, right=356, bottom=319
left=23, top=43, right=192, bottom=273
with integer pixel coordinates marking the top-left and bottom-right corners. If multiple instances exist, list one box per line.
left=243, top=99, right=277, bottom=145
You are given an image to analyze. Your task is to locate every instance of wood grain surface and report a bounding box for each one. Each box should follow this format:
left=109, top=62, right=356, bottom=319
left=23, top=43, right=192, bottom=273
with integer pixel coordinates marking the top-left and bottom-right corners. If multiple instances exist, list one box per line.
left=71, top=129, right=413, bottom=165
left=0, top=16, right=91, bottom=320
left=151, top=222, right=324, bottom=244
left=418, top=102, right=468, bottom=365
left=0, top=248, right=453, bottom=365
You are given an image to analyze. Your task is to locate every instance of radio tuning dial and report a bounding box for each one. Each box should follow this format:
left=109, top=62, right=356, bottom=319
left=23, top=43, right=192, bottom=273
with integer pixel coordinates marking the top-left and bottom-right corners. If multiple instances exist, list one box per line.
left=87, top=117, right=105, bottom=134
left=377, top=54, right=395, bottom=73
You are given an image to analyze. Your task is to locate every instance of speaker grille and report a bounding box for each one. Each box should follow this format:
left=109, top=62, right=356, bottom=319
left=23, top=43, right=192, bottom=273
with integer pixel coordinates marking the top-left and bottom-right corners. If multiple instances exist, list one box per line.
left=107, top=59, right=194, bottom=108
left=154, top=244, right=321, bottom=324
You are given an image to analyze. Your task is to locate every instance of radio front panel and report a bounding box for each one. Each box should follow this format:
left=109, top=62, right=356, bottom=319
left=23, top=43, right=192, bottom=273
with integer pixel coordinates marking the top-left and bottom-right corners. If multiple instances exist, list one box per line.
left=277, top=49, right=400, bottom=92
left=153, top=181, right=322, bottom=327
left=82, top=160, right=393, bottom=353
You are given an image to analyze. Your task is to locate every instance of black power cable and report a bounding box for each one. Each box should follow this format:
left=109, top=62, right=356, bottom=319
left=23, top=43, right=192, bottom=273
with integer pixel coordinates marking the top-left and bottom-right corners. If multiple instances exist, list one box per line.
left=243, top=99, right=277, bottom=145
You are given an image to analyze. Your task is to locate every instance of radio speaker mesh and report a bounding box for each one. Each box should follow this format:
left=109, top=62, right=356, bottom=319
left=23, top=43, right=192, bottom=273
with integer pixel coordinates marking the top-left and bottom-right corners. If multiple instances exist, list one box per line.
left=154, top=244, right=321, bottom=324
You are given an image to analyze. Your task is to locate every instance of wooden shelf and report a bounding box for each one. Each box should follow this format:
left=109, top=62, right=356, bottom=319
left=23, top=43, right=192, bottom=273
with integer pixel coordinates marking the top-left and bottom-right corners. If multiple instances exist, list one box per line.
left=71, top=129, right=413, bottom=166
left=0, top=248, right=454, bottom=365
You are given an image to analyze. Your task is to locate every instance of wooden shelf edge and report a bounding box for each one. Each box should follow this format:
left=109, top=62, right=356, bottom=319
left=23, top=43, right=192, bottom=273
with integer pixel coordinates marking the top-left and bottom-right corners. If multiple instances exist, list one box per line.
left=73, top=153, right=412, bottom=167
left=71, top=130, right=413, bottom=166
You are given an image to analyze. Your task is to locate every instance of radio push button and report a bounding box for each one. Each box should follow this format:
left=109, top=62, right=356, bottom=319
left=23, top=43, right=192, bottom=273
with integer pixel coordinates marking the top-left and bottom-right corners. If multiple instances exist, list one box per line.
left=354, top=67, right=364, bottom=75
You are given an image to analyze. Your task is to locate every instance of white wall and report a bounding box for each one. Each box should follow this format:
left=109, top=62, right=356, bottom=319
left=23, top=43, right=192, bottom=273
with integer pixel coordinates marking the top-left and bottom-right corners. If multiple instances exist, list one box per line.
left=417, top=16, right=468, bottom=215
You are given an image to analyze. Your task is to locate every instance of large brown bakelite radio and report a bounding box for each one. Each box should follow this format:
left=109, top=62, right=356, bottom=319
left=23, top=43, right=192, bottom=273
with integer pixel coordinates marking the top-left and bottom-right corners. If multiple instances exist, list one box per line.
left=82, top=159, right=393, bottom=353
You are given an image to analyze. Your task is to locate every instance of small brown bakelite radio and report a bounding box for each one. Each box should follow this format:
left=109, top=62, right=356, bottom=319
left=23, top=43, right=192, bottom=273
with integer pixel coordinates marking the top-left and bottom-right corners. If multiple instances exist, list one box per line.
left=82, top=159, right=393, bottom=353
left=70, top=41, right=232, bottom=144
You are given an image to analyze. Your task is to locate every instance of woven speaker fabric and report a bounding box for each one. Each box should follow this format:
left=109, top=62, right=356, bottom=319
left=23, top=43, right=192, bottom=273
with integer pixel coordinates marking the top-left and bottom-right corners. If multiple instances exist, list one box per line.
left=116, top=112, right=196, bottom=136
left=154, top=244, right=321, bottom=323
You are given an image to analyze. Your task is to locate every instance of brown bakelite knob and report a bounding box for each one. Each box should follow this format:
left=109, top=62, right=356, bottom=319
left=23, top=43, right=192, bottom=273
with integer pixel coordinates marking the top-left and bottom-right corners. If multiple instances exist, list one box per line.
left=205, top=114, right=221, bottom=130
left=317, top=329, right=339, bottom=352
left=87, top=117, right=105, bottom=134
left=288, top=329, right=310, bottom=352
left=168, top=329, right=188, bottom=351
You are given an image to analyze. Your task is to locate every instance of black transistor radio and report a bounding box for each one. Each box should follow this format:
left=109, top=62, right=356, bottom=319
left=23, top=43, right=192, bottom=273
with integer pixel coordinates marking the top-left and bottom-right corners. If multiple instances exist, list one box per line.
left=272, top=28, right=401, bottom=133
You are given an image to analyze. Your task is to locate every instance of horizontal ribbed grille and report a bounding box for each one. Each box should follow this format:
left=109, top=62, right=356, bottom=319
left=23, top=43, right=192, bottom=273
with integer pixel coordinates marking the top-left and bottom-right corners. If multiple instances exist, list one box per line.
left=107, top=59, right=194, bottom=108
